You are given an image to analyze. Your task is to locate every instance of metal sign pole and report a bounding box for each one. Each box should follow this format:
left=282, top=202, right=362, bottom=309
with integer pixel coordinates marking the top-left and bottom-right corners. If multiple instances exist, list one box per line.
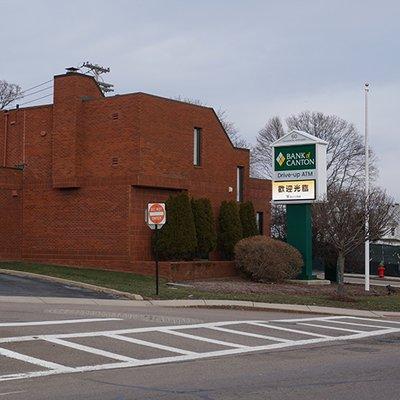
left=154, top=224, right=159, bottom=296
left=146, top=203, right=166, bottom=296
left=286, top=203, right=313, bottom=279
left=364, top=83, right=370, bottom=291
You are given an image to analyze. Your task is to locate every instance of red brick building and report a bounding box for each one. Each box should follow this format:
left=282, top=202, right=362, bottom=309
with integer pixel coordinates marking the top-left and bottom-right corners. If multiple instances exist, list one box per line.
left=0, top=71, right=271, bottom=277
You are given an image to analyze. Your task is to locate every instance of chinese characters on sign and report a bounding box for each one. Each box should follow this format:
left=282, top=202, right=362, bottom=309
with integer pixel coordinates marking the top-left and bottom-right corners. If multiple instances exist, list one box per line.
left=277, top=183, right=310, bottom=193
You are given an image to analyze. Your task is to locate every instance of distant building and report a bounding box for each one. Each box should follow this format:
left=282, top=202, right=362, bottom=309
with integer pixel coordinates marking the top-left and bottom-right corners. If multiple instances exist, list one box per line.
left=375, top=203, right=400, bottom=246
left=0, top=71, right=271, bottom=275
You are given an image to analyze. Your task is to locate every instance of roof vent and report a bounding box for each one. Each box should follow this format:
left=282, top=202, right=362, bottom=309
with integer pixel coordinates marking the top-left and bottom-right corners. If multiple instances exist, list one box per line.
left=65, top=66, right=79, bottom=73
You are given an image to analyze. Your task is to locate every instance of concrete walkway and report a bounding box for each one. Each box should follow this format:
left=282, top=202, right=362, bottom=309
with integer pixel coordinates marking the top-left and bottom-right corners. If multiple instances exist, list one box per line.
left=0, top=295, right=398, bottom=319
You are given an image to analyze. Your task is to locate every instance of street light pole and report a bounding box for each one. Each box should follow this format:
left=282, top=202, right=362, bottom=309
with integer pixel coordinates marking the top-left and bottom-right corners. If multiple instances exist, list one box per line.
left=364, top=82, right=370, bottom=291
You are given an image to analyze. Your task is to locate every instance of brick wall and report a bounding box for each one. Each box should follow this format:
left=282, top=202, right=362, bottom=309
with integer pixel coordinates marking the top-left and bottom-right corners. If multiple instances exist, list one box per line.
left=130, top=260, right=236, bottom=281
left=21, top=184, right=130, bottom=267
left=0, top=168, right=22, bottom=259
left=52, top=73, right=104, bottom=188
left=249, top=177, right=272, bottom=235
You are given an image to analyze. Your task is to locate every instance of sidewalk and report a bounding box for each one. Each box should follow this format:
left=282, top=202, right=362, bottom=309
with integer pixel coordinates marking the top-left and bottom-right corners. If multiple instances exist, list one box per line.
left=0, top=296, right=399, bottom=319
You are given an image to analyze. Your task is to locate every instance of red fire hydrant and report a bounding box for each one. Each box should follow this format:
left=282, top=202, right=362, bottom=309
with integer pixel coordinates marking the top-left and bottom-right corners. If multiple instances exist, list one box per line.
left=377, top=262, right=385, bottom=279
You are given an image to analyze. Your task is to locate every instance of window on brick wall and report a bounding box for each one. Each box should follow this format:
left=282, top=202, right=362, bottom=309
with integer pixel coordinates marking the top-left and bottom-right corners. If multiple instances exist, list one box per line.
left=193, top=127, right=202, bottom=166
left=256, top=212, right=264, bottom=235
left=236, top=166, right=244, bottom=202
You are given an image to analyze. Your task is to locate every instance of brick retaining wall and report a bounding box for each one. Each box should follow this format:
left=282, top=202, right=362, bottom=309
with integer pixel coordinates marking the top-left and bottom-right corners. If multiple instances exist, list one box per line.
left=131, top=260, right=237, bottom=281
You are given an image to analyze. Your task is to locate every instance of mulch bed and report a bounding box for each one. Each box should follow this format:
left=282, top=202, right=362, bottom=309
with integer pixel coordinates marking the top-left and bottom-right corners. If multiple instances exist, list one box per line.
left=188, top=277, right=390, bottom=299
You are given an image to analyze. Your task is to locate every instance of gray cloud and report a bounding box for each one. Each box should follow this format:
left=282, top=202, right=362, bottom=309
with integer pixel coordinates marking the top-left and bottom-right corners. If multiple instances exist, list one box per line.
left=1, top=0, right=399, bottom=199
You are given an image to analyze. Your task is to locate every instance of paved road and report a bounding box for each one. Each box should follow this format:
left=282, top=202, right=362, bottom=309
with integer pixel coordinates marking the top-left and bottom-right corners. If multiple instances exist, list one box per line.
left=0, top=273, right=120, bottom=299
left=0, top=300, right=399, bottom=399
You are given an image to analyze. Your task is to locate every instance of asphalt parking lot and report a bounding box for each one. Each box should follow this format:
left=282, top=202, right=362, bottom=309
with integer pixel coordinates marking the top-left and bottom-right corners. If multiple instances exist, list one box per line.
left=0, top=299, right=399, bottom=400
left=0, top=273, right=120, bottom=299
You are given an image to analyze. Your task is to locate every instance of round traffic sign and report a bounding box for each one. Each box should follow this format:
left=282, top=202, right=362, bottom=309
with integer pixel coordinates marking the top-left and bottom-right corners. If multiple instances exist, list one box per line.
left=148, top=203, right=166, bottom=225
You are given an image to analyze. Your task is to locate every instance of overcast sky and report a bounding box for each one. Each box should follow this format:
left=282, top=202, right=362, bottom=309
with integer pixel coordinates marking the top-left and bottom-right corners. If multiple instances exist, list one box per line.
left=1, top=0, right=399, bottom=200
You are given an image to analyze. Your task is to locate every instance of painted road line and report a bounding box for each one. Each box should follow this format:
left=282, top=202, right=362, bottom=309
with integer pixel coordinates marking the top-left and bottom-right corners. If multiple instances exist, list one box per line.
left=44, top=338, right=138, bottom=362
left=0, top=391, right=27, bottom=397
left=207, top=326, right=292, bottom=343
left=0, top=369, right=67, bottom=382
left=104, top=334, right=196, bottom=355
left=269, top=316, right=343, bottom=323
left=2, top=326, right=400, bottom=383
left=0, top=318, right=122, bottom=327
left=248, top=322, right=333, bottom=338
left=323, top=320, right=396, bottom=330
left=344, top=316, right=400, bottom=325
left=0, top=346, right=72, bottom=371
left=160, top=329, right=248, bottom=348
left=298, top=323, right=364, bottom=333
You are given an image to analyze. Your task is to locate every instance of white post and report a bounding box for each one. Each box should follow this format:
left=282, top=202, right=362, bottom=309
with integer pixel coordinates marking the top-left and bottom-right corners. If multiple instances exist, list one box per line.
left=364, top=83, right=370, bottom=291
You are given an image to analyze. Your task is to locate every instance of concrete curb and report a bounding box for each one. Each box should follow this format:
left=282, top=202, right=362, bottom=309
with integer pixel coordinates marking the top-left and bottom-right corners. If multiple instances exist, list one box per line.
left=0, top=295, right=398, bottom=318
left=0, top=268, right=143, bottom=301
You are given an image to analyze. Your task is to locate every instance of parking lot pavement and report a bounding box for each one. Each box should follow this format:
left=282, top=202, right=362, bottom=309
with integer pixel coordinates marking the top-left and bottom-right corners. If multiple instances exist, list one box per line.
left=0, top=313, right=399, bottom=384
left=344, top=275, right=400, bottom=288
left=0, top=273, right=120, bottom=299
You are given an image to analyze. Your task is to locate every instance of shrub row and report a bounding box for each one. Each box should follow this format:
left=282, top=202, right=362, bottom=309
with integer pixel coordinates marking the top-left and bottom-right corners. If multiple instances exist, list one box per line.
left=153, top=193, right=259, bottom=261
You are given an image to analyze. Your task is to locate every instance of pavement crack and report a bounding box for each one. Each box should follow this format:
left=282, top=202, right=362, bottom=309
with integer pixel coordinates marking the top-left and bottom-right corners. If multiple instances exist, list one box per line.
left=83, top=378, right=216, bottom=400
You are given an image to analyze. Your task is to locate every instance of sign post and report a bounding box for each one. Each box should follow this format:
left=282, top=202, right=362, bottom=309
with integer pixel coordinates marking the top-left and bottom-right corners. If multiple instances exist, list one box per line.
left=146, top=203, right=166, bottom=295
left=271, top=130, right=328, bottom=280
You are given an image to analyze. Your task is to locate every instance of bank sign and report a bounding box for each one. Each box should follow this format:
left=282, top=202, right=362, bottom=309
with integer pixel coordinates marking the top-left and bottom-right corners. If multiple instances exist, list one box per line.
left=274, top=144, right=316, bottom=181
left=271, top=130, right=328, bottom=204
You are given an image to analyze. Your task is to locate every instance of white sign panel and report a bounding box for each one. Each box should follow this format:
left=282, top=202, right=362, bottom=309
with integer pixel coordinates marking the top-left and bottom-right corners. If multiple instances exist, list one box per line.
left=274, top=169, right=316, bottom=181
left=272, top=180, right=316, bottom=202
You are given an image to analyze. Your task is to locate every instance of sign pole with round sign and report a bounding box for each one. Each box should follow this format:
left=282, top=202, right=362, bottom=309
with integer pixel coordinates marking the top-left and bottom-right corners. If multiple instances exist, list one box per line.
left=271, top=130, right=328, bottom=280
left=146, top=203, right=166, bottom=295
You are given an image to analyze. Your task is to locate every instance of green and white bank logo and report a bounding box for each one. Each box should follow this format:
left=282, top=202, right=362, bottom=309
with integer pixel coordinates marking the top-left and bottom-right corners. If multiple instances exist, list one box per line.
left=274, top=144, right=316, bottom=171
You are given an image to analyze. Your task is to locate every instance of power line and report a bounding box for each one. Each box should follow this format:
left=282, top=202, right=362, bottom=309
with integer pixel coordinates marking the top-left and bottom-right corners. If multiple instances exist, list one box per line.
left=19, top=93, right=53, bottom=106
left=18, top=86, right=53, bottom=99
left=20, top=79, right=53, bottom=94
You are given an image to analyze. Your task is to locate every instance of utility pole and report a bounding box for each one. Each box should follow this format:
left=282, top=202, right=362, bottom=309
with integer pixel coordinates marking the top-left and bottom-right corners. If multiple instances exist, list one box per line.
left=81, top=62, right=114, bottom=94
left=364, top=82, right=370, bottom=291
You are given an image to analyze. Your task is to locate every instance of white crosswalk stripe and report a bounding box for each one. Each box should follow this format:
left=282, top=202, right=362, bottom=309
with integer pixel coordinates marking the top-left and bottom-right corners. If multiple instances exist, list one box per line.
left=0, top=315, right=398, bottom=383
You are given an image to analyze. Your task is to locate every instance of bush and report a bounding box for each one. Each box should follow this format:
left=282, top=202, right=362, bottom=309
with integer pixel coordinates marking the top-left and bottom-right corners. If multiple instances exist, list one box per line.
left=234, top=236, right=303, bottom=282
left=191, top=198, right=217, bottom=258
left=239, top=201, right=258, bottom=238
left=154, top=192, right=197, bottom=260
left=218, top=201, right=243, bottom=260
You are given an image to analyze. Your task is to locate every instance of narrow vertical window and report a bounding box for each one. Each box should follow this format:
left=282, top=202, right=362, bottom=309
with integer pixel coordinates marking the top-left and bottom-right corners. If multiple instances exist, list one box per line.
left=256, top=212, right=264, bottom=235
left=236, top=166, right=244, bottom=202
left=193, top=127, right=201, bottom=166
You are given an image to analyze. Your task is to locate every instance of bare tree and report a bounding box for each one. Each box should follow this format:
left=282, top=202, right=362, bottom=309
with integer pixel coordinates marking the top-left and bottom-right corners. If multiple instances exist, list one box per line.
left=313, top=186, right=394, bottom=285
left=215, top=108, right=249, bottom=149
left=251, top=116, right=285, bottom=178
left=270, top=204, right=286, bottom=240
left=286, top=111, right=377, bottom=189
left=173, top=96, right=249, bottom=149
left=252, top=111, right=375, bottom=188
left=253, top=111, right=387, bottom=282
left=0, top=80, right=22, bottom=109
